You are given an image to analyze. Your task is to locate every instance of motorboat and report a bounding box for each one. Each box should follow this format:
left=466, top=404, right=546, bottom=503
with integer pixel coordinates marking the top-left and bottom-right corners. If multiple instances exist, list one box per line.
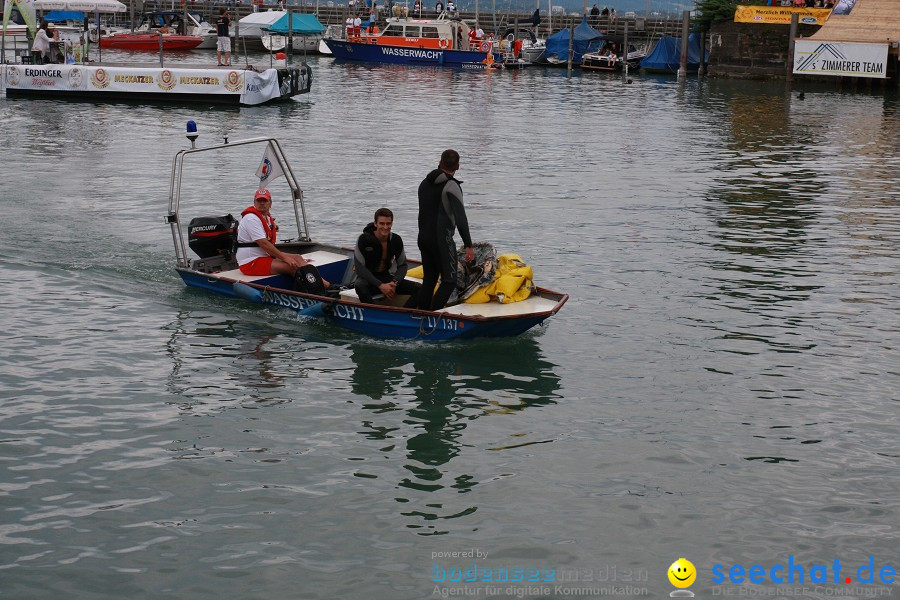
left=237, top=10, right=293, bottom=52
left=499, top=28, right=545, bottom=64
left=544, top=16, right=604, bottom=65
left=165, top=126, right=567, bottom=341
left=581, top=50, right=621, bottom=71
left=133, top=11, right=220, bottom=49
left=323, top=15, right=526, bottom=69
left=258, top=32, right=319, bottom=54
left=99, top=32, right=203, bottom=51
left=317, top=24, right=344, bottom=55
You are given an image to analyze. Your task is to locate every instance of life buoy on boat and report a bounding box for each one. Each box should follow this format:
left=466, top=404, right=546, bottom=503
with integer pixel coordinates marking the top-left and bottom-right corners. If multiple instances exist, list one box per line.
left=439, top=38, right=449, bottom=49
left=480, top=41, right=491, bottom=53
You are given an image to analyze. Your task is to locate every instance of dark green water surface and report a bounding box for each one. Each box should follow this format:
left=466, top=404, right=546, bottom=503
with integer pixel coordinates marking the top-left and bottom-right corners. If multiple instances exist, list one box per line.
left=1, top=53, right=898, bottom=599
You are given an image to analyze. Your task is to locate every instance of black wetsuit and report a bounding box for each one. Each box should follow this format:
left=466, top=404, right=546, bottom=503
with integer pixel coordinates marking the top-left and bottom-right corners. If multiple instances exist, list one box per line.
left=354, top=223, right=421, bottom=305
left=416, top=168, right=473, bottom=310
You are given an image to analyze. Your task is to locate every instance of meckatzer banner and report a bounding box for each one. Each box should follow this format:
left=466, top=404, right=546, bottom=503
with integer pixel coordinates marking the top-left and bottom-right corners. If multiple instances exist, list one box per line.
left=2, top=64, right=283, bottom=105
left=793, top=41, right=888, bottom=79
left=734, top=6, right=833, bottom=26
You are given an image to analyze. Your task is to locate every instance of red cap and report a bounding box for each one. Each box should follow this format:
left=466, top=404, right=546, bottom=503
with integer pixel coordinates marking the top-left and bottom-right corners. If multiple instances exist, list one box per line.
left=254, top=188, right=271, bottom=201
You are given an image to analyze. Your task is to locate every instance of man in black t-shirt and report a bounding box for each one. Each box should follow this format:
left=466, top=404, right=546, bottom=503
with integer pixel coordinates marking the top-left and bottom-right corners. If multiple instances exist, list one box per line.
left=216, top=8, right=231, bottom=66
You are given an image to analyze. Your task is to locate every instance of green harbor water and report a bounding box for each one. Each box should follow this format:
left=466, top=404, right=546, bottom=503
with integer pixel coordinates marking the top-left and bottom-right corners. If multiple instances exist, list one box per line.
left=1, top=53, right=899, bottom=598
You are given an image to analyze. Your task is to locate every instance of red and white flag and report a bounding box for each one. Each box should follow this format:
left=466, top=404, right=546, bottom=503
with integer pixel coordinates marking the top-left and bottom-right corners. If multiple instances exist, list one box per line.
left=255, top=142, right=284, bottom=189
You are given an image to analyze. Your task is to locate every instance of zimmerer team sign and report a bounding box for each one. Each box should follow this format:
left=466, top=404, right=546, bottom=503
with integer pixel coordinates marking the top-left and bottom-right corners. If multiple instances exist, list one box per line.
left=793, top=41, right=888, bottom=79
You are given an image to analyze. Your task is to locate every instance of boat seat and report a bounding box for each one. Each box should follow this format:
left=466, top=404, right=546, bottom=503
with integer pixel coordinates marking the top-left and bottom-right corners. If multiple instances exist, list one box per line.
left=339, top=274, right=422, bottom=306
left=213, top=249, right=351, bottom=286
left=214, top=268, right=280, bottom=284
left=339, top=287, right=384, bottom=303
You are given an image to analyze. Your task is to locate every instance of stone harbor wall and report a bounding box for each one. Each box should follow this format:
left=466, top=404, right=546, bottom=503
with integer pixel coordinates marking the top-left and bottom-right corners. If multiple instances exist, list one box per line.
left=706, top=21, right=820, bottom=80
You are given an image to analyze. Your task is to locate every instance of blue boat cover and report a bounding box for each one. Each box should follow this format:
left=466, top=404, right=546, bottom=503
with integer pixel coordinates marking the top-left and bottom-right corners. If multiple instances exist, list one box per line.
left=44, top=10, right=85, bottom=22
left=545, top=16, right=604, bottom=64
left=640, top=33, right=705, bottom=73
left=265, top=13, right=325, bottom=35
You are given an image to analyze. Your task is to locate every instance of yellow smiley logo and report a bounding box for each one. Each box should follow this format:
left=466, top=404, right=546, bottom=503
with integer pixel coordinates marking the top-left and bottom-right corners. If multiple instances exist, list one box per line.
left=668, top=558, right=697, bottom=588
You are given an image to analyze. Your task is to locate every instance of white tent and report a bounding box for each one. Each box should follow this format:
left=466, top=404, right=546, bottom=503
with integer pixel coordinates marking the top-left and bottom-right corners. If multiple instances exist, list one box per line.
left=238, top=10, right=286, bottom=37
left=33, top=0, right=126, bottom=12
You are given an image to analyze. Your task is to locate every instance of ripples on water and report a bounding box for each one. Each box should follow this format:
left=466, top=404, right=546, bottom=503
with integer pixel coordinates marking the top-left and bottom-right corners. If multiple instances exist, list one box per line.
left=1, top=54, right=898, bottom=597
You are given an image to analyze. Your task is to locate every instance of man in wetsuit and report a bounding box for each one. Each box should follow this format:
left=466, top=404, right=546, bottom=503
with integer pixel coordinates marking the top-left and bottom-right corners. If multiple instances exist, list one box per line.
left=353, top=207, right=421, bottom=306
left=416, top=149, right=475, bottom=311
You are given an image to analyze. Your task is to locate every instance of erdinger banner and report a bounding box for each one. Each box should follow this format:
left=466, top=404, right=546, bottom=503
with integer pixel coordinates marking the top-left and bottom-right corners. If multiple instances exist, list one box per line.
left=793, top=41, right=888, bottom=79
left=3, top=64, right=285, bottom=105
left=734, top=6, right=833, bottom=26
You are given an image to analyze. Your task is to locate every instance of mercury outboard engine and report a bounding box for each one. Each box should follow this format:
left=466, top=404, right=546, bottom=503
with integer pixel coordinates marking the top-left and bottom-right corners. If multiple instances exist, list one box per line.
left=188, top=215, right=238, bottom=259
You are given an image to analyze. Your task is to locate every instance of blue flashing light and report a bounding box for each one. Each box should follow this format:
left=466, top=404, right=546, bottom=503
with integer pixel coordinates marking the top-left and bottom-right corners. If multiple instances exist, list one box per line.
left=186, top=120, right=197, bottom=133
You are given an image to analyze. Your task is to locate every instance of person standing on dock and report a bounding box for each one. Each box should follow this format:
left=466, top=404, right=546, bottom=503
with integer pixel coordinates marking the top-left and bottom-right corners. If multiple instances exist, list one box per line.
left=216, top=8, right=231, bottom=66
left=416, top=149, right=475, bottom=311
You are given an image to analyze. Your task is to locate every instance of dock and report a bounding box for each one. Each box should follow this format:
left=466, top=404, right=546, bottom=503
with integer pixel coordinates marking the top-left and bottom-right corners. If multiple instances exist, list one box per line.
left=2, top=61, right=312, bottom=105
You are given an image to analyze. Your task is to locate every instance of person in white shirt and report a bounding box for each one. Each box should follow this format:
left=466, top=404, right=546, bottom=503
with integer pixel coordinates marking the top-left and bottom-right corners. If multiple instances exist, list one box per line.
left=237, top=189, right=318, bottom=281
left=346, top=14, right=355, bottom=37
left=32, top=20, right=57, bottom=64
left=353, top=14, right=362, bottom=36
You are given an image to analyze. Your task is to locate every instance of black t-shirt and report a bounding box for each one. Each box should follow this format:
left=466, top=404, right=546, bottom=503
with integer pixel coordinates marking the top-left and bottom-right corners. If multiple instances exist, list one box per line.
left=216, top=14, right=230, bottom=37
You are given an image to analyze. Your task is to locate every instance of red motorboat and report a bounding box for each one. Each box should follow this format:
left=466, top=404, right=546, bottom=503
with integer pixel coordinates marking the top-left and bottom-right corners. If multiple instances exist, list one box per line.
left=99, top=33, right=203, bottom=51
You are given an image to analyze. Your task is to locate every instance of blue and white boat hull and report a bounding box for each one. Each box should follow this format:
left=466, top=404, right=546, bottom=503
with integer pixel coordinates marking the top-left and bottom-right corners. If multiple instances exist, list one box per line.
left=176, top=267, right=564, bottom=341
left=323, top=39, right=503, bottom=69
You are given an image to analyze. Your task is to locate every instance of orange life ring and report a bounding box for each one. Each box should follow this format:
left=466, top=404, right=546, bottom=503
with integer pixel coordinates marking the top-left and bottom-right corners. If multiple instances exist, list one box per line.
left=439, top=38, right=449, bottom=49
left=480, top=41, right=491, bottom=53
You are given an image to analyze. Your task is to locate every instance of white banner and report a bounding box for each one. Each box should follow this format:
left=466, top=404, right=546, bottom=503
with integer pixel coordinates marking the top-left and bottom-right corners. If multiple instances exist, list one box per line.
left=793, top=41, right=888, bottom=79
left=3, top=64, right=285, bottom=105
left=241, top=69, right=280, bottom=105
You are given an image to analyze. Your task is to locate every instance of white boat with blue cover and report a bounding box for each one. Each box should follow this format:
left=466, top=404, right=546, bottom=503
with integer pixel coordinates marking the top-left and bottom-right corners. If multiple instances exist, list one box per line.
left=166, top=125, right=567, bottom=341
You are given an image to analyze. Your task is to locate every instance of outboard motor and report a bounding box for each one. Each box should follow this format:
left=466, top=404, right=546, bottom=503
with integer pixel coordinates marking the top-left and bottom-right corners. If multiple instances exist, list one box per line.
left=188, top=215, right=238, bottom=258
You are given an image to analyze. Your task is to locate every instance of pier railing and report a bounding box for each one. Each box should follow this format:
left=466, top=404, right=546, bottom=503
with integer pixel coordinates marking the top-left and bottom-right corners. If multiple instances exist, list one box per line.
left=93, top=1, right=686, bottom=45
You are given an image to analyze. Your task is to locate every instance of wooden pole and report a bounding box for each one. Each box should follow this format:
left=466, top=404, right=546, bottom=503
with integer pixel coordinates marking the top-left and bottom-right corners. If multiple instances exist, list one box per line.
left=547, top=0, right=551, bottom=40
left=677, top=9, right=689, bottom=77
left=787, top=12, right=798, bottom=82
left=492, top=0, right=496, bottom=36
left=698, top=30, right=706, bottom=76
left=567, top=20, right=573, bottom=76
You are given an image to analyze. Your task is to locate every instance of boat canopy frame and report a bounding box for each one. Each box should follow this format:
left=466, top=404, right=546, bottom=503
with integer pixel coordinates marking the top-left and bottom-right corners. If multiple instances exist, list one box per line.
left=165, top=136, right=309, bottom=269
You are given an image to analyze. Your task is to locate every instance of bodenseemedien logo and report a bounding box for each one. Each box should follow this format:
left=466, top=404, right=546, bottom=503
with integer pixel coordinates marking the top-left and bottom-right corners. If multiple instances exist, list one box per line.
left=668, top=558, right=696, bottom=598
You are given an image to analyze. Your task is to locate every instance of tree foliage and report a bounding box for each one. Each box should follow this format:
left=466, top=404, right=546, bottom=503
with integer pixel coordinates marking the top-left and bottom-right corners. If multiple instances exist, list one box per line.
left=694, top=0, right=767, bottom=32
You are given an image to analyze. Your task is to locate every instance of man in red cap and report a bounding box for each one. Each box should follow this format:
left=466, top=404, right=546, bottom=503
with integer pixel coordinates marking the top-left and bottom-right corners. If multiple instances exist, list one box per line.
left=236, top=189, right=327, bottom=287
